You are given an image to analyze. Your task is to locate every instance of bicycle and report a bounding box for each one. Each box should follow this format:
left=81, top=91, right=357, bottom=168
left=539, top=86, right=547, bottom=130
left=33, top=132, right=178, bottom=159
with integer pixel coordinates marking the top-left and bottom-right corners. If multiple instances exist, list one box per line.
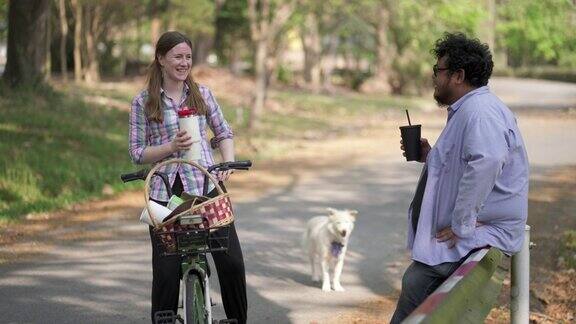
left=121, top=158, right=252, bottom=324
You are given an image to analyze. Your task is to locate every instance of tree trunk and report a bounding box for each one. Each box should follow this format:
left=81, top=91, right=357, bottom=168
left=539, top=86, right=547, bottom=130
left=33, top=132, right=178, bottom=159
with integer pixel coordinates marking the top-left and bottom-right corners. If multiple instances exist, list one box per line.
left=58, top=0, right=68, bottom=82
left=192, top=35, right=213, bottom=66
left=84, top=4, right=101, bottom=84
left=2, top=0, right=51, bottom=87
left=321, top=33, right=339, bottom=93
left=301, top=11, right=321, bottom=92
left=361, top=2, right=397, bottom=94
left=247, top=0, right=295, bottom=130
left=481, top=0, right=496, bottom=51
left=45, top=2, right=52, bottom=82
left=484, top=0, right=506, bottom=67
left=265, top=31, right=288, bottom=90
left=70, top=0, right=83, bottom=82
left=150, top=0, right=161, bottom=47
left=250, top=39, right=267, bottom=130
left=229, top=37, right=243, bottom=76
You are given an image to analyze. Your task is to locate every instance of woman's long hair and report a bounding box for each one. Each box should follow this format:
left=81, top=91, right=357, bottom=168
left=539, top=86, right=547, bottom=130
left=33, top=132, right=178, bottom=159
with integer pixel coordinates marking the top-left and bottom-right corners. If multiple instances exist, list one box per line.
left=145, top=31, right=207, bottom=123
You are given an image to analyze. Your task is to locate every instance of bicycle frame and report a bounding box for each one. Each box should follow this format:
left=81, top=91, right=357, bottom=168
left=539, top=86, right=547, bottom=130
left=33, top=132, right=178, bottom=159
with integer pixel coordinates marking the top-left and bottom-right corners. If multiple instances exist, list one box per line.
left=153, top=215, right=232, bottom=324
left=182, top=254, right=210, bottom=324
left=177, top=213, right=214, bottom=324
left=121, top=159, right=251, bottom=324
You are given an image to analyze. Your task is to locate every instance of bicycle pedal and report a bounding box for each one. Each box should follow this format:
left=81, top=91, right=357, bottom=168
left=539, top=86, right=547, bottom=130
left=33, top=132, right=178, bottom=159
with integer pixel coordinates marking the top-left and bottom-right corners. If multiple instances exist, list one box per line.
left=154, top=310, right=177, bottom=324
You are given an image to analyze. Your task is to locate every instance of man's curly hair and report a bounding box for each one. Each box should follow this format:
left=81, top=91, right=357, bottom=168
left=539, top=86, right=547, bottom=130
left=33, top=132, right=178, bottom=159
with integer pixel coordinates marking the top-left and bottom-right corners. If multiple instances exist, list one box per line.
left=432, top=32, right=494, bottom=87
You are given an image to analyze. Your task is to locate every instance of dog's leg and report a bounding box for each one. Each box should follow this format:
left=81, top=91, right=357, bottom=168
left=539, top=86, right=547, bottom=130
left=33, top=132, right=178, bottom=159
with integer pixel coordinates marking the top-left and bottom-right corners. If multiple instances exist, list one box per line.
left=320, top=257, right=331, bottom=291
left=310, top=253, right=320, bottom=282
left=333, top=255, right=346, bottom=292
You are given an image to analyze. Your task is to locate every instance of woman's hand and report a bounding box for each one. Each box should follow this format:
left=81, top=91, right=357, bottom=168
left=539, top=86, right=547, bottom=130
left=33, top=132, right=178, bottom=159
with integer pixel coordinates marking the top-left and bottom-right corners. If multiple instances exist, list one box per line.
left=216, top=169, right=234, bottom=181
left=170, top=130, right=196, bottom=153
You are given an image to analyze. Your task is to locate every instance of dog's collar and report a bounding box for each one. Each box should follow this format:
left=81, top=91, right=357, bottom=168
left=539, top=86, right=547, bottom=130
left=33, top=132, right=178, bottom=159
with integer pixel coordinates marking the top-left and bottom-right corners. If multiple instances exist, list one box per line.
left=331, top=241, right=345, bottom=257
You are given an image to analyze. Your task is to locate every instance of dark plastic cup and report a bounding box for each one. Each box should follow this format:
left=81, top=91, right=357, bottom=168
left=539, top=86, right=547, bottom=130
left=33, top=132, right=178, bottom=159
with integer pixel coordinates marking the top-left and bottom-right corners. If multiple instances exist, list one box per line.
left=400, top=125, right=422, bottom=161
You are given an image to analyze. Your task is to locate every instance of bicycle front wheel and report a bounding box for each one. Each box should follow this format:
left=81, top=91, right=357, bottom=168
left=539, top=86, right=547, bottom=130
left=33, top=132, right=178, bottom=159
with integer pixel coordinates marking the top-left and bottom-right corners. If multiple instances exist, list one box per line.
left=185, top=273, right=207, bottom=324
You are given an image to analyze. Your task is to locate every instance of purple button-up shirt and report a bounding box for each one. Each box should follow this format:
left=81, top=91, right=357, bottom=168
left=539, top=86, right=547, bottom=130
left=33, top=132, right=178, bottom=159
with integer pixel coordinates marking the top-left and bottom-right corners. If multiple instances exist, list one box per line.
left=129, top=84, right=233, bottom=201
left=408, top=86, right=529, bottom=266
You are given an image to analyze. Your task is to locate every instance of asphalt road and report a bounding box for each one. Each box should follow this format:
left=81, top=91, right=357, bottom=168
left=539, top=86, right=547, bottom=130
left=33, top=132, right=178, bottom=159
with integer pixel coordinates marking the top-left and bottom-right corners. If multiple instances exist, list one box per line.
left=0, top=77, right=575, bottom=324
left=0, top=152, right=419, bottom=323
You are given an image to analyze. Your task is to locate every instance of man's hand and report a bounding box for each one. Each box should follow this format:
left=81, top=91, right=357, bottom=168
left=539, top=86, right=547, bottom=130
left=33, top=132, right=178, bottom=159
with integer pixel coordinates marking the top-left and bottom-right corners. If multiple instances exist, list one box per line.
left=436, top=227, right=458, bottom=248
left=400, top=138, right=431, bottom=163
left=436, top=221, right=484, bottom=248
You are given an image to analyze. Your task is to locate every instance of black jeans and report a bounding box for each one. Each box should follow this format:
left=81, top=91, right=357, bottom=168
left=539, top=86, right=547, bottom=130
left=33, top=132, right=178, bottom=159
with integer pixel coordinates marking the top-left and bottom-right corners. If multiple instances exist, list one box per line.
left=149, top=174, right=247, bottom=324
left=389, top=259, right=464, bottom=324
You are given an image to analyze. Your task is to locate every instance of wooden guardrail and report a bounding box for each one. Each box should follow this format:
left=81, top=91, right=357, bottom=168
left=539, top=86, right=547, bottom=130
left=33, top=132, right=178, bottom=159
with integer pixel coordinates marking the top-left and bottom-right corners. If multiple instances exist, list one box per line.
left=403, top=247, right=505, bottom=324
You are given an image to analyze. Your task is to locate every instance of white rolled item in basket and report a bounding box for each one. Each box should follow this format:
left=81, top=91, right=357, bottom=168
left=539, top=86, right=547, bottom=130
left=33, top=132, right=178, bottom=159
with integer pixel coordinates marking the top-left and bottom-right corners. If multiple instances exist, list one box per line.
left=140, top=201, right=172, bottom=226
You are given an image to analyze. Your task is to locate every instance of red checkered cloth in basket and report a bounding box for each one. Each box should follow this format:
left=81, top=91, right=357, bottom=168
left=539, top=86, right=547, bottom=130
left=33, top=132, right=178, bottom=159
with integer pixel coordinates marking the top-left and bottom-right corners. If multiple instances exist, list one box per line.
left=196, top=195, right=234, bottom=228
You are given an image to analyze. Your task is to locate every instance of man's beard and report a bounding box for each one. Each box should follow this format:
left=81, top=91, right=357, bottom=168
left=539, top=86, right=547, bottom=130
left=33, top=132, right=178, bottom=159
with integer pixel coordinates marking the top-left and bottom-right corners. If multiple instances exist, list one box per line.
left=434, top=94, right=450, bottom=108
left=434, top=86, right=451, bottom=107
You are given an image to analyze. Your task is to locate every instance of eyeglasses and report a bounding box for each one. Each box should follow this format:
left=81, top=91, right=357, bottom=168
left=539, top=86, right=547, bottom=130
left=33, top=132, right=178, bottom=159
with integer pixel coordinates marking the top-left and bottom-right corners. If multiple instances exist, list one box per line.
left=433, top=64, right=450, bottom=77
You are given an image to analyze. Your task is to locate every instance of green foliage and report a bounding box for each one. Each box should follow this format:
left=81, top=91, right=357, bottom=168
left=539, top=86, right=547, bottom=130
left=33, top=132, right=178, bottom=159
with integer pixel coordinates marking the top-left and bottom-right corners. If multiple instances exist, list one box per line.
left=0, top=0, right=7, bottom=40
left=333, top=68, right=373, bottom=90
left=389, top=0, right=486, bottom=94
left=276, top=64, right=294, bottom=84
left=561, top=230, right=576, bottom=269
left=498, top=0, right=576, bottom=67
left=0, top=84, right=135, bottom=219
left=166, top=0, right=215, bottom=38
left=213, top=0, right=250, bottom=66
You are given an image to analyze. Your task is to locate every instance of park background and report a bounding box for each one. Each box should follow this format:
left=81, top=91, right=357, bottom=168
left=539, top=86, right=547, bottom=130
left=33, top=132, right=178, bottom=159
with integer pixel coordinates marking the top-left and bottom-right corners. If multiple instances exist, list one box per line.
left=0, top=0, right=575, bottom=323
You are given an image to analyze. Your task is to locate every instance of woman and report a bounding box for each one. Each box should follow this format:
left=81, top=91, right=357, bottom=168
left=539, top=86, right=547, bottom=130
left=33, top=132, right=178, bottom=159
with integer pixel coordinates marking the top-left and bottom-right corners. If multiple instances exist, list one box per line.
left=129, top=31, right=247, bottom=324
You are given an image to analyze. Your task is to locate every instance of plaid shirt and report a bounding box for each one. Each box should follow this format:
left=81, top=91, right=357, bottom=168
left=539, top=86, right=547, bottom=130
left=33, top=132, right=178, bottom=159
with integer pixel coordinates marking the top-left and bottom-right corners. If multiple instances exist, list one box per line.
left=129, top=84, right=234, bottom=201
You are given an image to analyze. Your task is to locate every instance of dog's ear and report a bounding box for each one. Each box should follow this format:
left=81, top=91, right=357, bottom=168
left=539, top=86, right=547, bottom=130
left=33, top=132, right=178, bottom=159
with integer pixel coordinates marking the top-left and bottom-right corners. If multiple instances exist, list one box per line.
left=326, top=207, right=338, bottom=215
left=347, top=210, right=358, bottom=219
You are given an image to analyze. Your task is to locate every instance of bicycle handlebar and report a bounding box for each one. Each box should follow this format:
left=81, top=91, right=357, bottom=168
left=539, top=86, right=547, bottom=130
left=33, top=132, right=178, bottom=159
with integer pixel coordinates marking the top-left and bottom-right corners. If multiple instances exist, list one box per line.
left=120, top=169, right=150, bottom=183
left=120, top=160, right=252, bottom=182
left=207, top=160, right=252, bottom=173
left=120, top=160, right=252, bottom=196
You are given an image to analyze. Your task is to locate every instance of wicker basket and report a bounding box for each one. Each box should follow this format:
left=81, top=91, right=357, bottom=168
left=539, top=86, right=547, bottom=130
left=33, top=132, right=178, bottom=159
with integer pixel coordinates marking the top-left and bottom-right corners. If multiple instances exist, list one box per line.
left=144, top=159, right=235, bottom=253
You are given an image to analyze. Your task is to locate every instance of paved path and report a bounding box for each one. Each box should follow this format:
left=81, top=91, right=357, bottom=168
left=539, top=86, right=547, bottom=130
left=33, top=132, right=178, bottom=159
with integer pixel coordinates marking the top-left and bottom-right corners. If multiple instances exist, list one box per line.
left=0, top=151, right=418, bottom=323
left=1, top=78, right=575, bottom=323
left=490, top=77, right=576, bottom=110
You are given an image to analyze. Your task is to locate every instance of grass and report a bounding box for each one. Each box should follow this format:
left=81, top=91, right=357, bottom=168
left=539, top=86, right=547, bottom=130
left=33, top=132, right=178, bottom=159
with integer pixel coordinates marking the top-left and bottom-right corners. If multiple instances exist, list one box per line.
left=0, top=84, right=137, bottom=220
left=0, top=81, right=421, bottom=220
left=272, top=90, right=422, bottom=117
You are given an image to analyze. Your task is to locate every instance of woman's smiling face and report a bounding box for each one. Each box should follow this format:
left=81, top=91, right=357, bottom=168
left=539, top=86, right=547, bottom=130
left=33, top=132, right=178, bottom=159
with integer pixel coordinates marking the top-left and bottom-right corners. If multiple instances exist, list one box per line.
left=158, top=42, right=192, bottom=83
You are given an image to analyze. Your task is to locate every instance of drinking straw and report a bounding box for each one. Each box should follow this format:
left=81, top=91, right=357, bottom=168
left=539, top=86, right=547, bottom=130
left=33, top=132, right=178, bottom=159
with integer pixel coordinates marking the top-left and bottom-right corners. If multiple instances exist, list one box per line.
left=405, top=109, right=412, bottom=126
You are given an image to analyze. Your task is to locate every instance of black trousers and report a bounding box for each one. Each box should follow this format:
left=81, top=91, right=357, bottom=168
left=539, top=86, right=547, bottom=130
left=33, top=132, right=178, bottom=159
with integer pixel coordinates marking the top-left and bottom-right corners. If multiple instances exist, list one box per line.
left=149, top=174, right=247, bottom=324
left=389, top=260, right=463, bottom=324
left=389, top=247, right=483, bottom=324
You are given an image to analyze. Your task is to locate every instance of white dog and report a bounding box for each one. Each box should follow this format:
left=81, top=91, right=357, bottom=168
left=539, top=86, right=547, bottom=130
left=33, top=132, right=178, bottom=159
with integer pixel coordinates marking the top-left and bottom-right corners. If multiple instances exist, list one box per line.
left=303, top=208, right=358, bottom=292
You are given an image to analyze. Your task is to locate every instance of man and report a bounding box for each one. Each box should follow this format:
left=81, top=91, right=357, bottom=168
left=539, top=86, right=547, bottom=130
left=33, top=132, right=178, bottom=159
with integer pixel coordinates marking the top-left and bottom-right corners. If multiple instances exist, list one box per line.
left=391, top=32, right=529, bottom=323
